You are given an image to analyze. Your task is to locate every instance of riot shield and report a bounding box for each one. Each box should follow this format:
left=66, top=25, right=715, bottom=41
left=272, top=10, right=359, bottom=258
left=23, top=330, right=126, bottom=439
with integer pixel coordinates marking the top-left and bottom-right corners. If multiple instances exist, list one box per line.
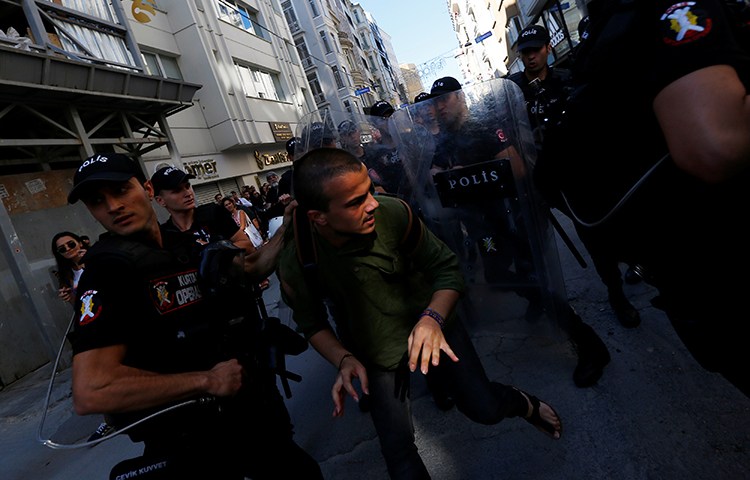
left=391, top=77, right=568, bottom=337
left=295, top=108, right=412, bottom=201
left=294, top=107, right=342, bottom=158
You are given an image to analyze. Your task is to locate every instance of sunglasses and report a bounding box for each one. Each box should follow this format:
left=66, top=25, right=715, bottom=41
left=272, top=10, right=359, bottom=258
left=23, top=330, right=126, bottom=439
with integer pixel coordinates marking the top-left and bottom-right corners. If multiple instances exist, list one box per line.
left=56, top=240, right=78, bottom=254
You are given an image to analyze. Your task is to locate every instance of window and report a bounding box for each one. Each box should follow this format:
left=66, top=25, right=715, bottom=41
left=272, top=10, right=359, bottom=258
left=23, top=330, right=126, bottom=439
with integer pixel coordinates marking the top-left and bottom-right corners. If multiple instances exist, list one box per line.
left=332, top=66, right=344, bottom=89
left=141, top=51, right=183, bottom=80
left=308, top=0, right=319, bottom=17
left=236, top=63, right=285, bottom=101
left=286, top=42, right=298, bottom=65
left=330, top=33, right=340, bottom=53
left=343, top=99, right=352, bottom=113
left=319, top=30, right=332, bottom=53
left=353, top=9, right=361, bottom=23
left=217, top=0, right=267, bottom=40
left=507, top=16, right=523, bottom=47
left=295, top=38, right=314, bottom=68
left=307, top=72, right=325, bottom=104
left=282, top=0, right=299, bottom=31
left=341, top=66, right=350, bottom=87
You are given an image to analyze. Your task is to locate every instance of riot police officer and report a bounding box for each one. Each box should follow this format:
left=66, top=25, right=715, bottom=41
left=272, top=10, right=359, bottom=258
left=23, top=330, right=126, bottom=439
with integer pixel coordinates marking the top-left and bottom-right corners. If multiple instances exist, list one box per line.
left=66, top=153, right=322, bottom=479
left=508, top=25, right=642, bottom=329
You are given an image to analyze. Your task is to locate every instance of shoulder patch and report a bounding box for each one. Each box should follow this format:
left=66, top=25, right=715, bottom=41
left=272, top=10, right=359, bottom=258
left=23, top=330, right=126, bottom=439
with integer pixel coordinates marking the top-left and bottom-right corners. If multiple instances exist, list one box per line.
left=660, top=2, right=712, bottom=45
left=78, top=290, right=102, bottom=326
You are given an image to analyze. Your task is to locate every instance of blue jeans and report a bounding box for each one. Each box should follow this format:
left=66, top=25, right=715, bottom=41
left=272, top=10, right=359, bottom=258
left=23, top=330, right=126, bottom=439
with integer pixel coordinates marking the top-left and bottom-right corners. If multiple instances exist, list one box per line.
left=366, top=320, right=527, bottom=480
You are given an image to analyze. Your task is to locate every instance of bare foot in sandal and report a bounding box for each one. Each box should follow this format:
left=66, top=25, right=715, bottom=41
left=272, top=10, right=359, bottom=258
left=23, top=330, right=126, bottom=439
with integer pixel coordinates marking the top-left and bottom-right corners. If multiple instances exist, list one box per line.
left=515, top=388, right=563, bottom=440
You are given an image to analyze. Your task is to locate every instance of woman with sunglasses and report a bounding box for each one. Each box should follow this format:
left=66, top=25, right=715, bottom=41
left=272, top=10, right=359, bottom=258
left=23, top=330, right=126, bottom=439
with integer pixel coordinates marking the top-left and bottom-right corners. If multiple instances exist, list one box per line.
left=50, top=231, right=86, bottom=304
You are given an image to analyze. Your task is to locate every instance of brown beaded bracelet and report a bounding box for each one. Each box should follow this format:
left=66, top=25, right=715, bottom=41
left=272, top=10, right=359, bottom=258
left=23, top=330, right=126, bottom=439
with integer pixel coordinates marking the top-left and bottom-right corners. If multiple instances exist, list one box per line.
left=338, top=353, right=353, bottom=371
left=421, top=308, right=445, bottom=328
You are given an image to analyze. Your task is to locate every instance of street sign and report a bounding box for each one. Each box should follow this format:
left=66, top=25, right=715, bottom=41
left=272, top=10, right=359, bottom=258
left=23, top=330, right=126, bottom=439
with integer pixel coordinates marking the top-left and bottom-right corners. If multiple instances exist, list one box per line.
left=475, top=31, right=492, bottom=43
left=355, top=86, right=371, bottom=96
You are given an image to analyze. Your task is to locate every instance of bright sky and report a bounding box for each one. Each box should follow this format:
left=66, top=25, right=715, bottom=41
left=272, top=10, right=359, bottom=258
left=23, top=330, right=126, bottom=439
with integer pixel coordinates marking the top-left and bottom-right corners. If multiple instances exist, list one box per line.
left=355, top=0, right=463, bottom=92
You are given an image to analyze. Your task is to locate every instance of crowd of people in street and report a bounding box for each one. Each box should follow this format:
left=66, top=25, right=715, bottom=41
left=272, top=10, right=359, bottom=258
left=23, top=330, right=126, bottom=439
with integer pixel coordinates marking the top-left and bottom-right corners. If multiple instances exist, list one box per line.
left=47, top=1, right=748, bottom=477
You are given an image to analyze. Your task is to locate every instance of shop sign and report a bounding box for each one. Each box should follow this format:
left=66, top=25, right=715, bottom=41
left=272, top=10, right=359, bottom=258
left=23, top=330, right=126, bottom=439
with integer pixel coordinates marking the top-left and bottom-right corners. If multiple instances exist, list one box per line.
left=183, top=159, right=219, bottom=179
left=254, top=150, right=290, bottom=170
left=270, top=122, right=293, bottom=142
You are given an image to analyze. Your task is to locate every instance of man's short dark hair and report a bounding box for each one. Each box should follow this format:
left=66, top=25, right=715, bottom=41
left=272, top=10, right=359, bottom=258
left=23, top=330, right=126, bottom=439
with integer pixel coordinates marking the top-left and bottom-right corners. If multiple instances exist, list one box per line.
left=292, top=148, right=364, bottom=212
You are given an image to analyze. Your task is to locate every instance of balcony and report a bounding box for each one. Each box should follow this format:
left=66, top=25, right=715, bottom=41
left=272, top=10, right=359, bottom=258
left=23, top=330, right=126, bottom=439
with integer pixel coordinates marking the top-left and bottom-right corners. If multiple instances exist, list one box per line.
left=0, top=44, right=200, bottom=113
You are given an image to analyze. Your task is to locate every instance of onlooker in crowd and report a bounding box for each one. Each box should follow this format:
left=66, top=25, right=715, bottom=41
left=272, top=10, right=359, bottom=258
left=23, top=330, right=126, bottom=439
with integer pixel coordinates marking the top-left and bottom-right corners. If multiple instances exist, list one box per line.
left=66, top=152, right=321, bottom=478
left=51, top=231, right=86, bottom=304
left=231, top=190, right=253, bottom=210
left=539, top=0, right=750, bottom=397
left=265, top=172, right=281, bottom=206
left=278, top=148, right=562, bottom=479
left=214, top=193, right=224, bottom=204
left=223, top=196, right=264, bottom=249
left=240, top=189, right=265, bottom=239
left=429, top=76, right=611, bottom=388
left=507, top=24, right=641, bottom=329
left=262, top=171, right=291, bottom=231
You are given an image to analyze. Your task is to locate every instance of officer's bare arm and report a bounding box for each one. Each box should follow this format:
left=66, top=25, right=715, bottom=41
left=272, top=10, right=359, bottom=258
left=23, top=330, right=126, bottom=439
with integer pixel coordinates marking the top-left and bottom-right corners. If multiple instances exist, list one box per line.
left=654, top=64, right=750, bottom=184
left=71, top=345, right=243, bottom=415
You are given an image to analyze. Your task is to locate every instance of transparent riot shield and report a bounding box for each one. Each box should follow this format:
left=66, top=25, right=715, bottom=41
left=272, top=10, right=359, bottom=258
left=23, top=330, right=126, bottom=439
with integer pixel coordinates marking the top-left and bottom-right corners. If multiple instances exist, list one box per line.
left=391, top=77, right=567, bottom=338
left=294, top=108, right=342, bottom=158
left=295, top=107, right=412, bottom=200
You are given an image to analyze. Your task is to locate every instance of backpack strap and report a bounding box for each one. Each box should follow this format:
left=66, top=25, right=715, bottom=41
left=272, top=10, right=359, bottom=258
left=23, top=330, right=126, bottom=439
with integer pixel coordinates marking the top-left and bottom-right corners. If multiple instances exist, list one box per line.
left=293, top=207, right=320, bottom=292
left=395, top=197, right=423, bottom=256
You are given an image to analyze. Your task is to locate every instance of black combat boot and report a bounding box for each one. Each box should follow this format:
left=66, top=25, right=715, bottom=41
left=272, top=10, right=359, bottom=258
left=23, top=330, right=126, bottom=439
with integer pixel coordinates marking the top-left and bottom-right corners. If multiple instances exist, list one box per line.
left=568, top=311, right=611, bottom=388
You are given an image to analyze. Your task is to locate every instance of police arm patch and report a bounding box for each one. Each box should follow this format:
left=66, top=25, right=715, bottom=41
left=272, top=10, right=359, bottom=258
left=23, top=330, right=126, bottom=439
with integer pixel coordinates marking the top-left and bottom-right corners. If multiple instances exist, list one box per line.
left=660, top=2, right=713, bottom=45
left=78, top=290, right=103, bottom=326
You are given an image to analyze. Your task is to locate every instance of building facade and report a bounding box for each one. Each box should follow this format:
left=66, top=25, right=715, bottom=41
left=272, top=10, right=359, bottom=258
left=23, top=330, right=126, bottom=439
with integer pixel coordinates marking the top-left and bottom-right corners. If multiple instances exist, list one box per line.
left=449, top=0, right=588, bottom=82
left=0, top=0, right=312, bottom=385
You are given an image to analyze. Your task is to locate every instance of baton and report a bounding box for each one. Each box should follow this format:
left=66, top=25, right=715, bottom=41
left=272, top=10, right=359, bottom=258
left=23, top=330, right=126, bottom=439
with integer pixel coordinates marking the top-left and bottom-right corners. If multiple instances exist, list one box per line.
left=547, top=210, right=588, bottom=269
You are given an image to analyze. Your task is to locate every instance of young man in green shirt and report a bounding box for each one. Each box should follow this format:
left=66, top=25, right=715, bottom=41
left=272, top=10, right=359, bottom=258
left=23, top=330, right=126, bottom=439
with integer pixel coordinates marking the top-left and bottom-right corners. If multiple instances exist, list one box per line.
left=278, top=148, right=562, bottom=479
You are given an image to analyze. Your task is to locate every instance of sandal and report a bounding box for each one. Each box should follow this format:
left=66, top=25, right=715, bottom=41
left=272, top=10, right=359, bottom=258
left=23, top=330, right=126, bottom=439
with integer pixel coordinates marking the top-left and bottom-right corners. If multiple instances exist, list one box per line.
left=515, top=388, right=562, bottom=440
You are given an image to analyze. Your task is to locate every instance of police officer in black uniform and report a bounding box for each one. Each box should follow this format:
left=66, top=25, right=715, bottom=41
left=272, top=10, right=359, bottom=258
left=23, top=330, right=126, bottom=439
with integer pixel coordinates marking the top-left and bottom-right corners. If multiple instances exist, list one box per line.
left=430, top=77, right=611, bottom=388
left=540, top=0, right=750, bottom=396
left=151, top=165, right=251, bottom=255
left=66, top=153, right=322, bottom=479
left=508, top=25, right=642, bottom=329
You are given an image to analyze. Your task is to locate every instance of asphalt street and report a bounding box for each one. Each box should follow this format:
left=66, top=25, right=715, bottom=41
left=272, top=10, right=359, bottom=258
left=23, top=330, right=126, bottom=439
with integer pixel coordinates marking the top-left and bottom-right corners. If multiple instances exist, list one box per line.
left=1, top=213, right=748, bottom=480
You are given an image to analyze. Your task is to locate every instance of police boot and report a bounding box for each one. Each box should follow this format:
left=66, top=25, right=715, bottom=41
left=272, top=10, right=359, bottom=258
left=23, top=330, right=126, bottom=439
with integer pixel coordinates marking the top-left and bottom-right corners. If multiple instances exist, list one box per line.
left=608, top=288, right=641, bottom=328
left=569, top=312, right=611, bottom=388
left=624, top=265, right=644, bottom=285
